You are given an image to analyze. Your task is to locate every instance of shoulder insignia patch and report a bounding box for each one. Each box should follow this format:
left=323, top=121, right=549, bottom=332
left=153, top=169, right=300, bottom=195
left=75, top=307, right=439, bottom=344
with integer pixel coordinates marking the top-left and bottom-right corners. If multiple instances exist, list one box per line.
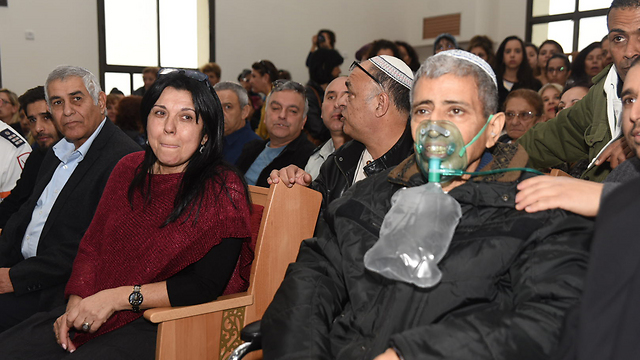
left=0, top=129, right=26, bottom=148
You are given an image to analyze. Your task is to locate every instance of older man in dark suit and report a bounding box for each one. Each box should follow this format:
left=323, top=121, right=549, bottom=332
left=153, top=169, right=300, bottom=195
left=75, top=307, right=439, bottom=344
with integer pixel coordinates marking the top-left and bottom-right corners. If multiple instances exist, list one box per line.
left=0, top=66, right=140, bottom=332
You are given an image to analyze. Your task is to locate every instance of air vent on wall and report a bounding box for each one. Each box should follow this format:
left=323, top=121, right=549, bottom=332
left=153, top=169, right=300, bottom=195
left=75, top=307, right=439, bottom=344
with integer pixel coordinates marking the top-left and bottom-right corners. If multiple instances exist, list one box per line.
left=423, top=13, right=461, bottom=39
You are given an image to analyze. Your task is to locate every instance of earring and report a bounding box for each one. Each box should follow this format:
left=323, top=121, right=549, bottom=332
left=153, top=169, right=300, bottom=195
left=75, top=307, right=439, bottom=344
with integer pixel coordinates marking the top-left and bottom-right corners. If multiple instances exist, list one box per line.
left=490, top=132, right=496, bottom=136
left=199, top=144, right=204, bottom=153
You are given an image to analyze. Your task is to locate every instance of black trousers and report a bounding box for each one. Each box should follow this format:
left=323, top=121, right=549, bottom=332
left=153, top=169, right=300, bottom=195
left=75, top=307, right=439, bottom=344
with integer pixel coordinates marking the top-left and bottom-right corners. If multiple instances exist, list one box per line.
left=0, top=305, right=158, bottom=360
left=0, top=291, right=41, bottom=333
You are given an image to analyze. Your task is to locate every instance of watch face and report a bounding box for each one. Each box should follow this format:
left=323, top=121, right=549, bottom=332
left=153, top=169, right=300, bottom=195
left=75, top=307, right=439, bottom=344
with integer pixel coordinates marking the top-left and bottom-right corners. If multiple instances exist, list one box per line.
left=129, top=292, right=143, bottom=306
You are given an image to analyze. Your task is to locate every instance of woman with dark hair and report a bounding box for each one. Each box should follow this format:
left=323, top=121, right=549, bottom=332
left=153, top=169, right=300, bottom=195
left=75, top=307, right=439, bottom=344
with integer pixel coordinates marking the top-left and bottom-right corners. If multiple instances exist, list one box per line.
left=495, top=36, right=542, bottom=107
left=0, top=69, right=253, bottom=359
left=535, top=39, right=564, bottom=84
left=366, top=39, right=401, bottom=59
left=468, top=35, right=496, bottom=69
left=524, top=42, right=538, bottom=72
left=395, top=40, right=421, bottom=72
left=570, top=42, right=604, bottom=86
left=545, top=53, right=572, bottom=88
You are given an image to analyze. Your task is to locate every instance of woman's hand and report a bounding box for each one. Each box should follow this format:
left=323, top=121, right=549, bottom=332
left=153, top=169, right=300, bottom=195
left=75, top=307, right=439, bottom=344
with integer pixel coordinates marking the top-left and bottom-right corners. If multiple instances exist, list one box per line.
left=55, top=295, right=83, bottom=352
left=54, top=289, right=123, bottom=352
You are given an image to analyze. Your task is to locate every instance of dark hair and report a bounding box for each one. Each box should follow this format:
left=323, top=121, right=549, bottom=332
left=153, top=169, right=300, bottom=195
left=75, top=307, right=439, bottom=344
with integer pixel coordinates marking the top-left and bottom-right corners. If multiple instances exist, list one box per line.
left=539, top=40, right=564, bottom=55
left=318, top=29, right=336, bottom=48
left=608, top=0, right=640, bottom=19
left=504, top=88, right=544, bottom=117
left=115, top=95, right=143, bottom=133
left=546, top=53, right=571, bottom=72
left=467, top=35, right=497, bottom=69
left=278, top=69, right=292, bottom=81
left=366, top=39, right=401, bottom=59
left=570, top=42, right=602, bottom=84
left=395, top=41, right=421, bottom=72
left=130, top=71, right=249, bottom=225
left=237, top=69, right=251, bottom=82
left=251, top=60, right=278, bottom=83
left=524, top=42, right=538, bottom=54
left=369, top=62, right=411, bottom=115
left=496, top=36, right=537, bottom=88
left=18, top=86, right=46, bottom=113
left=561, top=78, right=592, bottom=96
left=308, top=48, right=344, bottom=84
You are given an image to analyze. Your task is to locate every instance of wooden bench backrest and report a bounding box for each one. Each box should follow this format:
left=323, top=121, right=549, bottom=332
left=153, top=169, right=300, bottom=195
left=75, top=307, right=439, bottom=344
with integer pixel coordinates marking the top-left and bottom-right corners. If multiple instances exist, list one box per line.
left=244, top=182, right=322, bottom=324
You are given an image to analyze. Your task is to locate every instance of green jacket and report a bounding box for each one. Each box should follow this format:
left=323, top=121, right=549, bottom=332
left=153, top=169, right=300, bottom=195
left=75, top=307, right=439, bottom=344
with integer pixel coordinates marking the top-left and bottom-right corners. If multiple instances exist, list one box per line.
left=518, top=65, right=618, bottom=182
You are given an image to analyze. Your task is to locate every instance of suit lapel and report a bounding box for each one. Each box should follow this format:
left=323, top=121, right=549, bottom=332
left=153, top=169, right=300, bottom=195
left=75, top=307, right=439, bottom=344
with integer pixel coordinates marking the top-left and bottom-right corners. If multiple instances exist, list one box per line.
left=38, top=120, right=116, bottom=241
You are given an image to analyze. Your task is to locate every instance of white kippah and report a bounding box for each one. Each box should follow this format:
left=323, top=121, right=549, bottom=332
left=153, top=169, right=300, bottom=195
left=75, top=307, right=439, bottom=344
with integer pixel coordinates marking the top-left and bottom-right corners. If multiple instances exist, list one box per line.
left=432, top=49, right=498, bottom=89
left=369, top=55, right=414, bottom=89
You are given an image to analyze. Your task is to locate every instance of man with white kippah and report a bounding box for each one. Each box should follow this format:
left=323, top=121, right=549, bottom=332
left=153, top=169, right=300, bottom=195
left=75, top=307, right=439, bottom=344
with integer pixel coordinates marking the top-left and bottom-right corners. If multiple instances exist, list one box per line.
left=268, top=55, right=415, bottom=211
left=260, top=50, right=592, bottom=360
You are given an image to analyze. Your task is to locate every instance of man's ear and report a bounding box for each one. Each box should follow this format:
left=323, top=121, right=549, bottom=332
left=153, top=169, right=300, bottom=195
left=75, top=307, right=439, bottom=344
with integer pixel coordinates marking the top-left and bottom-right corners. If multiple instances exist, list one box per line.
left=485, top=112, right=505, bottom=148
left=374, top=91, right=391, bottom=118
left=241, top=104, right=251, bottom=121
left=98, top=92, right=107, bottom=115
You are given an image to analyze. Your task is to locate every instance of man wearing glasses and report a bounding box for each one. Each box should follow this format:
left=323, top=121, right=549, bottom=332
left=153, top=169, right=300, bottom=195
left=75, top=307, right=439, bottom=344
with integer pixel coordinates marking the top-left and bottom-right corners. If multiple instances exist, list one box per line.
left=268, top=55, right=415, bottom=211
left=236, top=80, right=315, bottom=188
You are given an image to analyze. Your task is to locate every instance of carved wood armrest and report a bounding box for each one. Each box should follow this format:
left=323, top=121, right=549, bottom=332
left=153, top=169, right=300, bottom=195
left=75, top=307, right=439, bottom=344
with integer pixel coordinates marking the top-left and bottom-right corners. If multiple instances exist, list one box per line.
left=144, top=292, right=254, bottom=323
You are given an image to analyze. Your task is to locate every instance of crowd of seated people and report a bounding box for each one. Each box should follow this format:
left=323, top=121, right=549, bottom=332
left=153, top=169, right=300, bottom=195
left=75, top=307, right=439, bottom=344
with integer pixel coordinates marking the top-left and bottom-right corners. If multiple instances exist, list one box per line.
left=1, top=0, right=640, bottom=359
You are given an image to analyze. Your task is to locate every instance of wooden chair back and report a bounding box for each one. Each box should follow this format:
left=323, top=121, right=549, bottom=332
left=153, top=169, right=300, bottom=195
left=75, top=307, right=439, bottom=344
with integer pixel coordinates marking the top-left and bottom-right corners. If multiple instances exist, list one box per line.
left=144, top=182, right=322, bottom=360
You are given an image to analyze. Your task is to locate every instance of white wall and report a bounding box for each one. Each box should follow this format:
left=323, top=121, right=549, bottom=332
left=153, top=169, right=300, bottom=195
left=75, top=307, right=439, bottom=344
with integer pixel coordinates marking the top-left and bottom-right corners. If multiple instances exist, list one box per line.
left=0, top=0, right=527, bottom=94
left=215, top=0, right=528, bottom=84
left=0, top=0, right=99, bottom=95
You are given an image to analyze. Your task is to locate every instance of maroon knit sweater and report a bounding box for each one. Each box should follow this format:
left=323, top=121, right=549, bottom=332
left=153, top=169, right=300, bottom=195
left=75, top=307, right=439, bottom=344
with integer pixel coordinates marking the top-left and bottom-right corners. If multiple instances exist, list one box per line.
left=65, top=152, right=252, bottom=346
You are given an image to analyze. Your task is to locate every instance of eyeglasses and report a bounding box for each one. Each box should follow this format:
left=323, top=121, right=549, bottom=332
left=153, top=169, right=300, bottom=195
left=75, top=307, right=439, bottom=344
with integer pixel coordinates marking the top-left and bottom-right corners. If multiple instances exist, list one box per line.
left=158, top=68, right=212, bottom=89
left=349, top=61, right=384, bottom=90
left=505, top=111, right=539, bottom=121
left=547, top=66, right=567, bottom=74
left=436, top=43, right=456, bottom=51
left=0, top=98, right=13, bottom=107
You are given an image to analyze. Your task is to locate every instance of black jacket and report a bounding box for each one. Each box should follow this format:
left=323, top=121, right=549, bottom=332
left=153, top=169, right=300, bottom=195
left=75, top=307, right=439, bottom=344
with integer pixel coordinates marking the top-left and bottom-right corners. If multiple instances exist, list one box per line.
left=304, top=81, right=330, bottom=143
left=554, top=176, right=640, bottom=360
left=0, top=120, right=140, bottom=310
left=0, top=146, right=49, bottom=228
left=262, top=143, right=593, bottom=360
left=236, top=132, right=315, bottom=188
left=312, top=122, right=414, bottom=211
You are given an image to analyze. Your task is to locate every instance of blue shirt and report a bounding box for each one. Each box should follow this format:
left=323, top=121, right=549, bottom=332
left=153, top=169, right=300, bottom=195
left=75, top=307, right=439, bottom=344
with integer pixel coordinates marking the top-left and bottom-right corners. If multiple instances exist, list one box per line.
left=20, top=119, right=107, bottom=259
left=244, top=142, right=285, bottom=185
left=223, top=122, right=261, bottom=165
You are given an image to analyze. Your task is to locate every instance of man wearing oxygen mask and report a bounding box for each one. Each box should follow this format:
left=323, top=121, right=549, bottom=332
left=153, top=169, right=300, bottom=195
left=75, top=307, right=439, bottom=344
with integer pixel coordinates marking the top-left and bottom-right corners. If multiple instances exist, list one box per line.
left=261, top=50, right=593, bottom=360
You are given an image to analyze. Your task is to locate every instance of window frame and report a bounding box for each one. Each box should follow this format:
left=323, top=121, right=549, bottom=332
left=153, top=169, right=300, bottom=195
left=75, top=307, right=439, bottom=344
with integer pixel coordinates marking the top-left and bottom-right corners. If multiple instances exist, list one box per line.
left=525, top=0, right=608, bottom=52
left=96, top=0, right=215, bottom=94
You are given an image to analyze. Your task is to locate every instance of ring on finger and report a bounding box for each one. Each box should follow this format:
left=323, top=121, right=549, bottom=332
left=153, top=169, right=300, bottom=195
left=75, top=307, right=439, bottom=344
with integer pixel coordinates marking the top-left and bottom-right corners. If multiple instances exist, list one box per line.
left=81, top=322, right=91, bottom=332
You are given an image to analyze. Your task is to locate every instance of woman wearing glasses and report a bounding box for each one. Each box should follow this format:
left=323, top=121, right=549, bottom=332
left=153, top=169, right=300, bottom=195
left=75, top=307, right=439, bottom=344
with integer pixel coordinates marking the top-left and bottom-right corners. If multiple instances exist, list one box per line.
left=0, top=70, right=253, bottom=359
left=545, top=53, right=572, bottom=88
left=495, top=36, right=542, bottom=108
left=500, top=89, right=544, bottom=142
